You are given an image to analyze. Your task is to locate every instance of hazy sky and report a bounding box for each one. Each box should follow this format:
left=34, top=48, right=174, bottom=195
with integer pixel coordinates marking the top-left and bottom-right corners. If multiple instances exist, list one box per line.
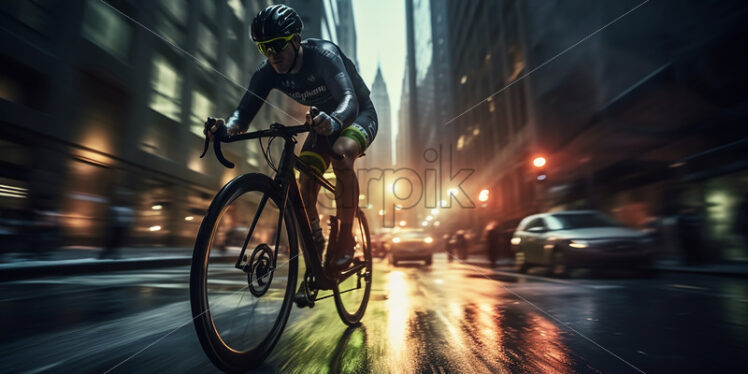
left=352, top=0, right=407, bottom=141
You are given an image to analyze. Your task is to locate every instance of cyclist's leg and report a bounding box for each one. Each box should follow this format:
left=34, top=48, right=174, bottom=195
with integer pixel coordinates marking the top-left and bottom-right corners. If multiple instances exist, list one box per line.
left=329, top=100, right=378, bottom=269
left=299, top=135, right=331, bottom=250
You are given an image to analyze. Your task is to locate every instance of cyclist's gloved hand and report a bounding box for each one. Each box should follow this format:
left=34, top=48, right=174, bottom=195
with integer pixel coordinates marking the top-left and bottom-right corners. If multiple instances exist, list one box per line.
left=308, top=109, right=341, bottom=136
left=204, top=117, right=242, bottom=141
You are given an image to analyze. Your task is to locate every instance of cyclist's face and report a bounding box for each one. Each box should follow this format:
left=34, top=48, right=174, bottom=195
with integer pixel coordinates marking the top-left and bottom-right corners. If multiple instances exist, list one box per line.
left=267, top=36, right=298, bottom=74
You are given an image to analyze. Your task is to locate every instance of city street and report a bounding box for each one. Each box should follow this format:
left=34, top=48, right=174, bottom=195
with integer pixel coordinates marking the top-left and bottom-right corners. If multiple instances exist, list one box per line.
left=1, top=254, right=746, bottom=373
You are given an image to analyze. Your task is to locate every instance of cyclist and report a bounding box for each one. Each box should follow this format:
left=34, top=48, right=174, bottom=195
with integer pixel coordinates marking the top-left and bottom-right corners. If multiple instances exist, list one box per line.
left=206, top=5, right=377, bottom=272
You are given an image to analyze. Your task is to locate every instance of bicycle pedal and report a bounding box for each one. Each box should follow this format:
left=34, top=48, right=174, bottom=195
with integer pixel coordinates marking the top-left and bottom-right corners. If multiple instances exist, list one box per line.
left=293, top=282, right=314, bottom=308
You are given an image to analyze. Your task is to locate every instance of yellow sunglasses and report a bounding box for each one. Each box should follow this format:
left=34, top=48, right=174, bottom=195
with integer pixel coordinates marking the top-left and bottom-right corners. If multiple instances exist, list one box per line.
left=256, top=34, right=295, bottom=56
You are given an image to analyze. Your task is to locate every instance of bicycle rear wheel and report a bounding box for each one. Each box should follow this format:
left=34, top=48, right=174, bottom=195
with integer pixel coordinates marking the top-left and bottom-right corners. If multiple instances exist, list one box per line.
left=190, top=173, right=298, bottom=372
left=333, top=209, right=373, bottom=325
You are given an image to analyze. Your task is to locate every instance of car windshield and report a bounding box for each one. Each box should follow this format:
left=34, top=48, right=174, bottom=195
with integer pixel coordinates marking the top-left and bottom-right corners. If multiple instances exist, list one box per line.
left=549, top=213, right=618, bottom=229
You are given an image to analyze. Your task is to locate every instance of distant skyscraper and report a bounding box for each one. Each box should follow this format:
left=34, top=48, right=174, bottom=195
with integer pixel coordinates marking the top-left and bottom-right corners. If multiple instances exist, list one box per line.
left=369, top=64, right=393, bottom=167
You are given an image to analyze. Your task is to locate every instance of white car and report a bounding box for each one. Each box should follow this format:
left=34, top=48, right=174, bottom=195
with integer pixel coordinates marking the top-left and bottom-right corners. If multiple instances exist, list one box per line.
left=387, top=229, right=435, bottom=266
left=511, top=211, right=654, bottom=276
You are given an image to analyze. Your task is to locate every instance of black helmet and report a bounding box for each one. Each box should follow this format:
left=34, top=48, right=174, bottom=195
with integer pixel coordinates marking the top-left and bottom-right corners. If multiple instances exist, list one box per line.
left=251, top=5, right=303, bottom=42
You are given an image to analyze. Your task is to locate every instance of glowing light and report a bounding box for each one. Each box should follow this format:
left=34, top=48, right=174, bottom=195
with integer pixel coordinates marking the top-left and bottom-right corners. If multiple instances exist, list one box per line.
left=448, top=188, right=458, bottom=196
left=440, top=199, right=448, bottom=207
left=399, top=220, right=406, bottom=227
left=421, top=221, right=428, bottom=227
left=478, top=189, right=489, bottom=202
left=184, top=216, right=194, bottom=221
left=537, top=174, right=547, bottom=181
left=511, top=237, right=521, bottom=245
left=426, top=215, right=433, bottom=221
left=434, top=221, right=440, bottom=227
left=533, top=156, right=547, bottom=168
left=149, top=225, right=162, bottom=231
left=460, top=75, right=467, bottom=84
left=473, top=128, right=480, bottom=136
left=569, top=240, right=588, bottom=248
left=424, top=237, right=433, bottom=243
left=434, top=278, right=444, bottom=284
left=379, top=210, right=385, bottom=216
left=431, top=208, right=438, bottom=215
left=393, top=237, right=401, bottom=243
left=151, top=204, right=162, bottom=210
left=359, top=194, right=366, bottom=200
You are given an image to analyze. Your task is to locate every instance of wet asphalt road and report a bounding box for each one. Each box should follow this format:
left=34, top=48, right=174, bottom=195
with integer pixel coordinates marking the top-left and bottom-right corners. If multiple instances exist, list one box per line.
left=1, top=254, right=747, bottom=373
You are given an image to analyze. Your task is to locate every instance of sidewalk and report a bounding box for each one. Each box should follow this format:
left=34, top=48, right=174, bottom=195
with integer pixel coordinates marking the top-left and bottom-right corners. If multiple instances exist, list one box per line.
left=0, top=246, right=196, bottom=282
left=3, top=247, right=748, bottom=281
left=458, top=252, right=748, bottom=279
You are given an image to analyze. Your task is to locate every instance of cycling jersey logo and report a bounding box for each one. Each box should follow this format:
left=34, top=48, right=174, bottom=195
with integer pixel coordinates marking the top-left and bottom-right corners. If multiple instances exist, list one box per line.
left=289, top=85, right=328, bottom=102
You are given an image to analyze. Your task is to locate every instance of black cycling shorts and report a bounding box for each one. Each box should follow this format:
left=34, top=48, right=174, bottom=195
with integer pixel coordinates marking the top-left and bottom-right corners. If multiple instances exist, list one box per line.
left=299, top=98, right=378, bottom=175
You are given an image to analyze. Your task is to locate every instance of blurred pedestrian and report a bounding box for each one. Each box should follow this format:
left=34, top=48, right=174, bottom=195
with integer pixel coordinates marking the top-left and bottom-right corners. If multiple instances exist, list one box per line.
left=677, top=205, right=705, bottom=265
left=31, top=209, right=61, bottom=259
left=485, top=223, right=500, bottom=266
left=734, top=193, right=748, bottom=251
left=100, top=202, right=134, bottom=260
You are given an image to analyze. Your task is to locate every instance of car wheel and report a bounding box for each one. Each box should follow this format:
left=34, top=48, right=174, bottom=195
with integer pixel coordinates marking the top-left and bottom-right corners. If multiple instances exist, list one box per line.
left=425, top=256, right=432, bottom=266
left=551, top=250, right=568, bottom=278
left=515, top=251, right=529, bottom=273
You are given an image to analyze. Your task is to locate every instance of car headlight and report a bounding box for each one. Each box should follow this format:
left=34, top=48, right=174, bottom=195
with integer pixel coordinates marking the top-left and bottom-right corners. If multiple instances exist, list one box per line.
left=424, top=237, right=433, bottom=243
left=568, top=240, right=588, bottom=248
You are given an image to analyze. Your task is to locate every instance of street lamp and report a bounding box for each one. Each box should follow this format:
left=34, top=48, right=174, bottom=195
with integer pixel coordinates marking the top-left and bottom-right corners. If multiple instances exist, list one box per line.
left=533, top=156, right=548, bottom=181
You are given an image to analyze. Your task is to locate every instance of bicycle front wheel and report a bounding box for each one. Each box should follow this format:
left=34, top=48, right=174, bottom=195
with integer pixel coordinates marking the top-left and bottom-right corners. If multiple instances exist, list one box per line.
left=190, top=173, right=298, bottom=373
left=333, top=209, right=373, bottom=325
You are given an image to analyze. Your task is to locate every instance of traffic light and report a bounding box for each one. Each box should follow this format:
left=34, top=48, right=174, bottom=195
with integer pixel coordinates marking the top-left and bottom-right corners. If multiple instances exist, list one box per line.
left=532, top=156, right=547, bottom=181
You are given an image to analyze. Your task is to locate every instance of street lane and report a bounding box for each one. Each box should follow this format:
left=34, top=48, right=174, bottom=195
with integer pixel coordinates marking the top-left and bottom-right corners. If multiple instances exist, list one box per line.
left=1, top=255, right=747, bottom=373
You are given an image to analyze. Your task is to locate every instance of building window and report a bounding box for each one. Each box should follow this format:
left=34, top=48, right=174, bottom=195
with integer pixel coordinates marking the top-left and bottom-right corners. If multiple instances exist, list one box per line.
left=197, top=23, right=218, bottom=66
left=201, top=0, right=216, bottom=20
left=190, top=90, right=213, bottom=137
left=81, top=0, right=132, bottom=61
left=226, top=57, right=242, bottom=84
left=228, top=0, right=245, bottom=20
left=157, top=0, right=187, bottom=47
left=149, top=55, right=182, bottom=122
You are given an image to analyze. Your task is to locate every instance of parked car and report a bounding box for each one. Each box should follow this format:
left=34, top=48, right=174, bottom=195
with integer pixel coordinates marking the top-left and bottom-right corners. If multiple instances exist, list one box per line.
left=511, top=210, right=654, bottom=276
left=388, top=229, right=435, bottom=266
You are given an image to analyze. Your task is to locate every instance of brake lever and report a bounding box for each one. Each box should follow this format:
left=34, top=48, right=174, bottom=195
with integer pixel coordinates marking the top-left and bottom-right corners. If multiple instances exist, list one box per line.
left=200, top=117, right=215, bottom=158
left=213, top=126, right=235, bottom=169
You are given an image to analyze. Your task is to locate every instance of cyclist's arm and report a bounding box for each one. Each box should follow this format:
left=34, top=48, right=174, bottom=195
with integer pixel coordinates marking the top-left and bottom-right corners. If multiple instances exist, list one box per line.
left=320, top=49, right=358, bottom=128
left=226, top=65, right=273, bottom=133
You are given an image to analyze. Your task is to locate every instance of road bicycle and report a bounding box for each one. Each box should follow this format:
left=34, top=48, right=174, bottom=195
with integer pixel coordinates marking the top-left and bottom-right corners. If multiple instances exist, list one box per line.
left=190, top=116, right=372, bottom=373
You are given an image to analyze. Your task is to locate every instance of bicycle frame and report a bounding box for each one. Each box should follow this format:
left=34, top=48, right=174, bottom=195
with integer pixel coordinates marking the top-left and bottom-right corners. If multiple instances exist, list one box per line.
left=218, top=124, right=365, bottom=291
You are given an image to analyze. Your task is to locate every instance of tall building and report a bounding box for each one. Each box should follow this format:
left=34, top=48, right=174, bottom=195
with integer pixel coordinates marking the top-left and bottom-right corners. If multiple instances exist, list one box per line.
left=0, top=0, right=311, bottom=247
left=368, top=64, right=393, bottom=168
left=430, top=0, right=748, bottom=262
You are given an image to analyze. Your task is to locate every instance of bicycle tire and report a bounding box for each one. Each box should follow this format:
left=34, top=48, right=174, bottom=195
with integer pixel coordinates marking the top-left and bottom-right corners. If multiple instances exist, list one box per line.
left=190, top=173, right=298, bottom=373
left=333, top=209, right=373, bottom=325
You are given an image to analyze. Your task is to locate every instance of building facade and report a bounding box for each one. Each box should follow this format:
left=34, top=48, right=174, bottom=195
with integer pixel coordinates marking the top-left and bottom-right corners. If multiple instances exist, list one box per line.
left=0, top=0, right=317, bottom=248
left=407, top=0, right=748, bottom=262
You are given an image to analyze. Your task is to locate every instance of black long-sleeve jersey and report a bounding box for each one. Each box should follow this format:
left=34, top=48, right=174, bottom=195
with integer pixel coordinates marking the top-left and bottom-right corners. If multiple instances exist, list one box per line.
left=226, top=38, right=371, bottom=131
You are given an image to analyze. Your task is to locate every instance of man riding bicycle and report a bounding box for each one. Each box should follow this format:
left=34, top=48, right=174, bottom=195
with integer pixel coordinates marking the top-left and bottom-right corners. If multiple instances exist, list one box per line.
left=206, top=5, right=377, bottom=272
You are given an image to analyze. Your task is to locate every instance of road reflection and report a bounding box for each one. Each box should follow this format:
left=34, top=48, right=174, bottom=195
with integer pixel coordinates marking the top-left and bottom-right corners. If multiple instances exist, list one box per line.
left=386, top=270, right=412, bottom=371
